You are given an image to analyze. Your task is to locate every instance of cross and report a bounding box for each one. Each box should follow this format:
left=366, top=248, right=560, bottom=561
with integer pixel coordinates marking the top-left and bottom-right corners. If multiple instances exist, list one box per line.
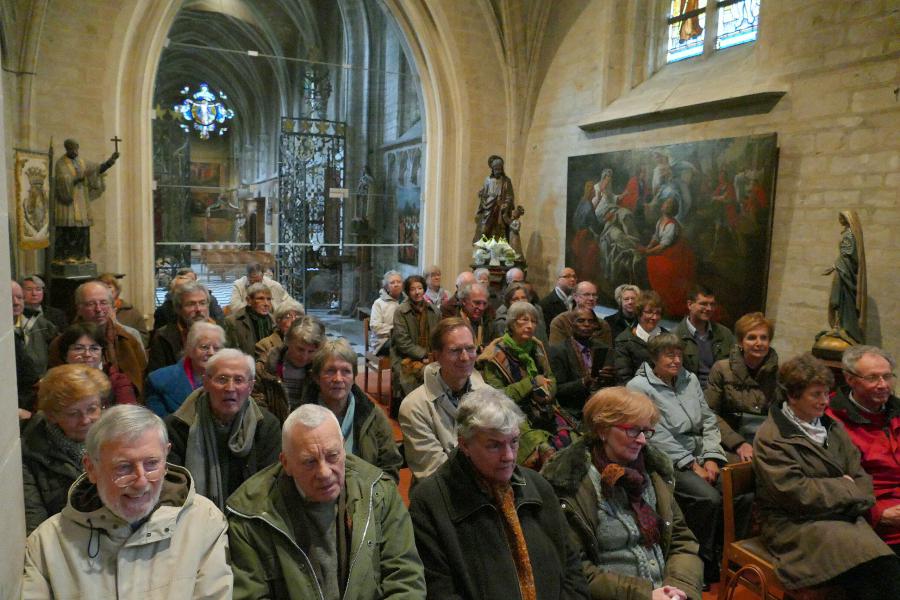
left=110, top=135, right=122, bottom=153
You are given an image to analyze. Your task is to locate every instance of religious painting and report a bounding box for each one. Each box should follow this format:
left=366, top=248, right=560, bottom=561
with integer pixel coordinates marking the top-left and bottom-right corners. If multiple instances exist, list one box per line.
left=189, top=161, right=222, bottom=187
left=565, top=133, right=778, bottom=327
left=397, top=187, right=420, bottom=265
left=15, top=150, right=51, bottom=249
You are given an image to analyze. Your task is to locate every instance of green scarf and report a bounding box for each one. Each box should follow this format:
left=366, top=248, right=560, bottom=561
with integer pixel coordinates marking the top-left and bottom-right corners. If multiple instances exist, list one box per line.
left=246, top=308, right=274, bottom=342
left=501, top=333, right=540, bottom=378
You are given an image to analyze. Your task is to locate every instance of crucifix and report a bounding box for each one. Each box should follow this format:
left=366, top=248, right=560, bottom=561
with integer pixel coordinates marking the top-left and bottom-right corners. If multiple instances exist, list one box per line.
left=110, top=135, right=122, bottom=153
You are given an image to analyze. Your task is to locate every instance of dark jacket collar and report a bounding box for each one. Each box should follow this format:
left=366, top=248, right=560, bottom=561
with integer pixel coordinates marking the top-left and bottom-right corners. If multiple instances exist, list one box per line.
left=829, top=388, right=900, bottom=425
left=441, top=449, right=538, bottom=523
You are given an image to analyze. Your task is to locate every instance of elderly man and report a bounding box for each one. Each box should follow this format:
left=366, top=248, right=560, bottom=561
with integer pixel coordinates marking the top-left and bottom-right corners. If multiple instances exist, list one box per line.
left=604, top=283, right=640, bottom=344
left=254, top=298, right=305, bottom=362
left=458, top=282, right=489, bottom=352
left=13, top=279, right=57, bottom=375
left=827, top=345, right=900, bottom=551
left=228, top=262, right=294, bottom=313
left=673, top=285, right=735, bottom=389
left=399, top=317, right=490, bottom=481
left=227, top=404, right=426, bottom=600
left=549, top=307, right=615, bottom=419
left=48, top=280, right=147, bottom=398
left=152, top=268, right=224, bottom=335
left=549, top=280, right=612, bottom=347
left=148, top=281, right=214, bottom=373
left=409, top=387, right=589, bottom=599
left=540, top=266, right=576, bottom=332
left=22, top=405, right=233, bottom=598
left=166, top=348, right=281, bottom=509
left=21, top=274, right=68, bottom=331
left=226, top=283, right=277, bottom=356
left=441, top=270, right=476, bottom=318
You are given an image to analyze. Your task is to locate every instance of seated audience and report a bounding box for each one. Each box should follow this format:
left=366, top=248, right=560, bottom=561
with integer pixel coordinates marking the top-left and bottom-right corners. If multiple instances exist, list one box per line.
left=254, top=316, right=326, bottom=422
left=145, top=322, right=225, bottom=417
left=14, top=279, right=57, bottom=374
left=369, top=269, right=404, bottom=354
left=627, top=333, right=742, bottom=585
left=23, top=405, right=233, bottom=598
left=391, top=274, right=441, bottom=399
left=58, top=322, right=138, bottom=406
left=705, top=312, right=779, bottom=462
left=492, top=282, right=548, bottom=345
left=549, top=281, right=612, bottom=347
left=753, top=353, right=900, bottom=598
left=542, top=387, right=702, bottom=600
left=423, top=264, right=450, bottom=306
left=49, top=280, right=147, bottom=399
left=254, top=298, right=305, bottom=362
left=604, top=283, right=640, bottom=344
left=458, top=282, right=490, bottom=352
left=227, top=404, right=425, bottom=599
left=540, top=266, right=577, bottom=333
left=409, top=388, right=589, bottom=600
left=152, top=267, right=223, bottom=334
left=147, top=280, right=215, bottom=373
left=225, top=282, right=276, bottom=356
left=477, top=301, right=577, bottom=469
left=475, top=267, right=500, bottom=312
left=399, top=317, right=489, bottom=482
left=301, top=338, right=403, bottom=482
left=673, top=286, right=735, bottom=389
left=550, top=307, right=616, bottom=419
left=22, top=364, right=109, bottom=535
left=166, top=348, right=281, bottom=509
left=228, top=262, right=296, bottom=313
left=21, top=274, right=68, bottom=332
left=827, top=345, right=900, bottom=551
left=440, top=270, right=476, bottom=318
left=505, top=266, right=526, bottom=286
left=615, top=290, right=667, bottom=384
left=98, top=272, right=149, bottom=346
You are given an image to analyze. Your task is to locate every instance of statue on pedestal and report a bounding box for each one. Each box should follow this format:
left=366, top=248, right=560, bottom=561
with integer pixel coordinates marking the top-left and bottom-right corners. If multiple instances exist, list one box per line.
left=52, top=138, right=119, bottom=266
left=473, top=155, right=516, bottom=243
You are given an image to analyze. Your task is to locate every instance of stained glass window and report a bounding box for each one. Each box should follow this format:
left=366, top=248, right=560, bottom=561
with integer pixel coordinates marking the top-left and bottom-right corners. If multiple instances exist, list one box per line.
left=716, top=0, right=761, bottom=50
left=174, top=83, right=235, bottom=139
left=665, top=0, right=760, bottom=63
left=667, top=0, right=708, bottom=63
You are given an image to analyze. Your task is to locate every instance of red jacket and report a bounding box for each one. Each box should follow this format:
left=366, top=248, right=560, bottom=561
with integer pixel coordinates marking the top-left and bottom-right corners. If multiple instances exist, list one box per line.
left=826, top=389, right=900, bottom=545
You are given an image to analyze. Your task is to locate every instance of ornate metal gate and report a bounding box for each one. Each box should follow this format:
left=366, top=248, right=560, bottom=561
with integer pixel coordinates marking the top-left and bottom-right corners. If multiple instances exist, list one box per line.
left=277, top=117, right=347, bottom=308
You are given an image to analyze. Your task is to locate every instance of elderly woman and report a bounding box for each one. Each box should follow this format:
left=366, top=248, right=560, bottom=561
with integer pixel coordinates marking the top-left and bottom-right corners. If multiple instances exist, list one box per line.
left=254, top=316, right=326, bottom=422
left=753, top=354, right=900, bottom=597
left=491, top=282, right=548, bottom=344
left=300, top=338, right=403, bottom=482
left=542, top=387, right=703, bottom=600
left=409, top=387, right=589, bottom=600
left=145, top=322, right=225, bottom=417
left=59, top=322, right=137, bottom=406
left=705, top=312, right=779, bottom=462
left=253, top=298, right=304, bottom=362
left=391, top=275, right=441, bottom=398
left=423, top=264, right=450, bottom=306
left=626, top=333, right=737, bottom=585
left=477, top=301, right=577, bottom=469
left=370, top=269, right=404, bottom=354
left=614, top=290, right=667, bottom=384
left=22, top=364, right=110, bottom=534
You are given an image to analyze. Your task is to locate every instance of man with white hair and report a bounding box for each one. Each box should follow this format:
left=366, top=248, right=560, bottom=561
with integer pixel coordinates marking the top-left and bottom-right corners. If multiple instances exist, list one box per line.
left=22, top=405, right=233, bottom=598
left=147, top=280, right=215, bottom=373
left=227, top=404, right=426, bottom=599
left=441, top=270, right=476, bottom=318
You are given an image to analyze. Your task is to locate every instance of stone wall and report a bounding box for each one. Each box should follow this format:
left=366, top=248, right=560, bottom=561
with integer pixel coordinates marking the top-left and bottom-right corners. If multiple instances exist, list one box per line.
left=517, top=0, right=900, bottom=359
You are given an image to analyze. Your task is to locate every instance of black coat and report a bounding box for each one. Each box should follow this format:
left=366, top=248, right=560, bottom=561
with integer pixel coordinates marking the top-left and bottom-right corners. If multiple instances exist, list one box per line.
left=603, top=311, right=636, bottom=347
left=540, top=291, right=569, bottom=335
left=147, top=322, right=183, bottom=374
left=614, top=326, right=668, bottom=385
left=409, top=449, right=589, bottom=600
left=549, top=338, right=610, bottom=417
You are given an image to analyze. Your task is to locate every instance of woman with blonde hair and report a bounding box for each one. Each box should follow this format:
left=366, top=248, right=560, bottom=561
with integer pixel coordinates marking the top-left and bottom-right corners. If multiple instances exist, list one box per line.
left=22, top=364, right=111, bottom=534
left=543, top=387, right=702, bottom=599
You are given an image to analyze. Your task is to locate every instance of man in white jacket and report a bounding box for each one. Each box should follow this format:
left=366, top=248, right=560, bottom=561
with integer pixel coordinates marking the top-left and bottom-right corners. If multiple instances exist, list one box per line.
left=228, top=262, right=296, bottom=313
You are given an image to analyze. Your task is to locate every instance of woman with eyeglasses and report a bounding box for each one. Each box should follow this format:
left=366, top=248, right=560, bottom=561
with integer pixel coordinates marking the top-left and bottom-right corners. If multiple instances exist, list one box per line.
left=145, top=322, right=225, bottom=418
left=59, top=322, right=137, bottom=407
left=542, top=387, right=702, bottom=600
left=22, top=363, right=110, bottom=534
left=752, top=353, right=900, bottom=598
left=614, top=290, right=668, bottom=384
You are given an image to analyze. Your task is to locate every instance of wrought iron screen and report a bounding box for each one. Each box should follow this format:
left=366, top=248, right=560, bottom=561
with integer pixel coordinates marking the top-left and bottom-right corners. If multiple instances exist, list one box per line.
left=278, top=117, right=347, bottom=307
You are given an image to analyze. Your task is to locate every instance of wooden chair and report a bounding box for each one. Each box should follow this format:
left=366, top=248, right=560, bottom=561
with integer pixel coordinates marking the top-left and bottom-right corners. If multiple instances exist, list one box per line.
left=720, top=462, right=844, bottom=600
left=362, top=317, right=390, bottom=402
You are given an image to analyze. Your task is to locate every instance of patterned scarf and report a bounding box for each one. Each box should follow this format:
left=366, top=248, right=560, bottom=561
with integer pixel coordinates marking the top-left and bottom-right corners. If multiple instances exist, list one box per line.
left=46, top=420, right=86, bottom=463
left=591, top=442, right=662, bottom=548
left=500, top=333, right=539, bottom=378
left=485, top=480, right=537, bottom=600
left=246, top=309, right=274, bottom=342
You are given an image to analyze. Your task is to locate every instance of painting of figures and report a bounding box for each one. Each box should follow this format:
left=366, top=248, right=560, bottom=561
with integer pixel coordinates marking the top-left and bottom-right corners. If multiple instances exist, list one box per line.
left=565, top=134, right=778, bottom=326
left=397, top=186, right=420, bottom=265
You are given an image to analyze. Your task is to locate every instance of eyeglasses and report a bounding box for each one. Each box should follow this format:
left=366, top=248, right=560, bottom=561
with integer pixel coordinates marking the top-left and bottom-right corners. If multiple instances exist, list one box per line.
left=846, top=371, right=896, bottom=385
left=57, top=403, right=101, bottom=421
left=614, top=424, right=656, bottom=439
left=642, top=309, right=662, bottom=317
left=445, top=345, right=478, bottom=359
left=70, top=344, right=103, bottom=355
left=196, top=343, right=223, bottom=353
left=210, top=374, right=251, bottom=386
left=111, top=458, right=166, bottom=488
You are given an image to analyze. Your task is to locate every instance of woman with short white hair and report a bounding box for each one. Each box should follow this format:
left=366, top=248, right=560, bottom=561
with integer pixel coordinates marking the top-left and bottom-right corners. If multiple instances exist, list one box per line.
left=370, top=270, right=404, bottom=354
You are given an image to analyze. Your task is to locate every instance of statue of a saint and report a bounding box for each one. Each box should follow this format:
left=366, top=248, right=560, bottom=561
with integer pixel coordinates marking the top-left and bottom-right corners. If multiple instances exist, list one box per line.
left=473, top=155, right=516, bottom=243
left=53, top=138, right=119, bottom=263
left=821, top=210, right=867, bottom=344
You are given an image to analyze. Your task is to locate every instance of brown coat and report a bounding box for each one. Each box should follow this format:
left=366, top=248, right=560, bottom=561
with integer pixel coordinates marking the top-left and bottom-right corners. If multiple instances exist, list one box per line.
left=752, top=403, right=893, bottom=589
left=225, top=308, right=275, bottom=356
left=549, top=310, right=612, bottom=347
left=390, top=300, right=441, bottom=397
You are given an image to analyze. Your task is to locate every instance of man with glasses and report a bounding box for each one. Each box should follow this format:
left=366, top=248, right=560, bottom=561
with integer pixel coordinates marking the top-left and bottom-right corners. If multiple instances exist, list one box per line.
left=827, top=345, right=900, bottom=552
left=539, top=266, right=576, bottom=333
left=48, top=280, right=147, bottom=399
left=165, top=348, right=280, bottom=510
left=22, top=405, right=233, bottom=597
left=21, top=274, right=68, bottom=331
left=458, top=282, right=490, bottom=352
left=148, top=280, right=215, bottom=373
left=399, top=317, right=490, bottom=482
left=548, top=280, right=613, bottom=347
left=673, top=285, right=734, bottom=389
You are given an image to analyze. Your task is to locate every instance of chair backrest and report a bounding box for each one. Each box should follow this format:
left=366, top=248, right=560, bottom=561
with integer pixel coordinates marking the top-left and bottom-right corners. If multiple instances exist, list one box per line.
left=363, top=317, right=371, bottom=353
left=721, top=461, right=754, bottom=547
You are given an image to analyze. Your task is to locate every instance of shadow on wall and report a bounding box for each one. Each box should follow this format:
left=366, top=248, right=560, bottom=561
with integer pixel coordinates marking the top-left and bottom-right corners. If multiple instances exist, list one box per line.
left=865, top=297, right=882, bottom=349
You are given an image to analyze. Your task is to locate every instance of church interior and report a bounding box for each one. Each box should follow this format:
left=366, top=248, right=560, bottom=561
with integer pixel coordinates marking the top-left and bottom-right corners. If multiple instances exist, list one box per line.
left=1, top=0, right=898, bottom=593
